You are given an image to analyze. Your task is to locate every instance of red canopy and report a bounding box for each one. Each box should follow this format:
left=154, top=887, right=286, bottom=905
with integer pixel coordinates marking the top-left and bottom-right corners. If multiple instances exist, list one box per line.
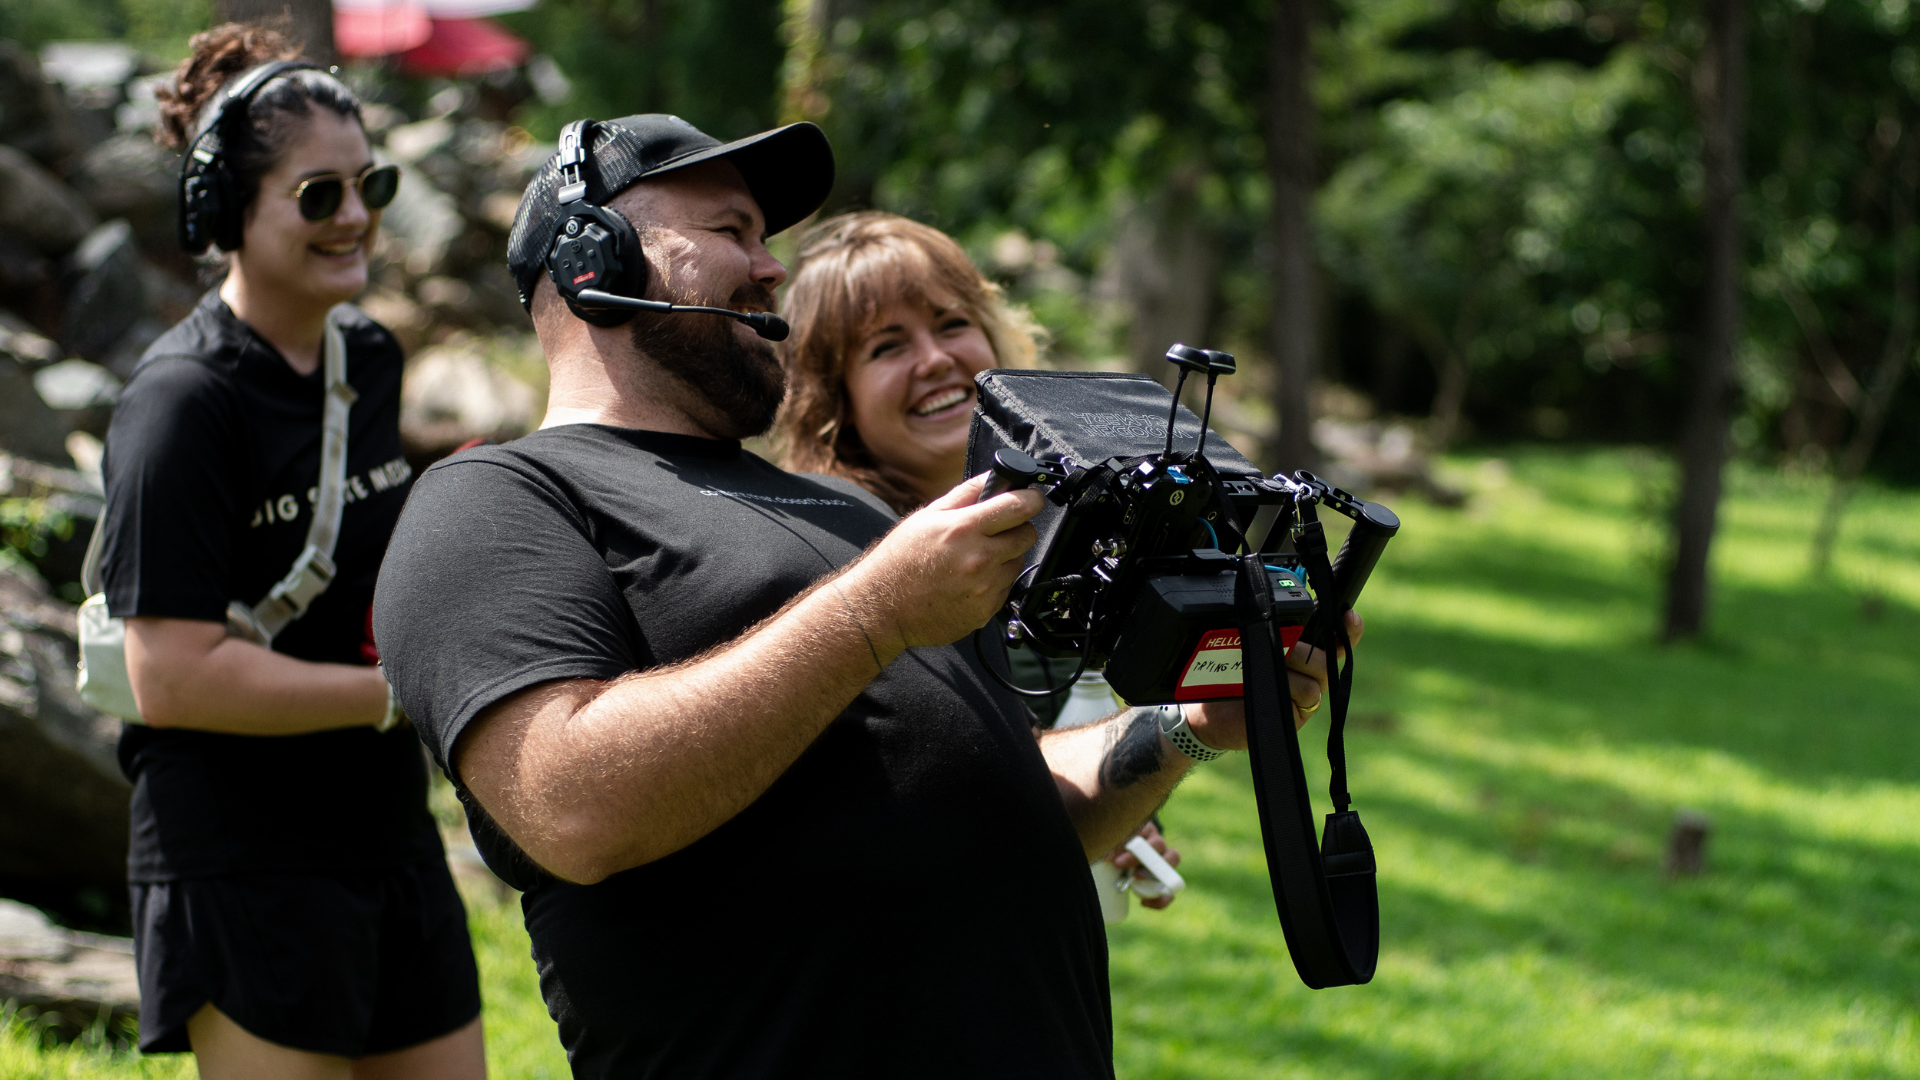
left=398, top=18, right=532, bottom=77
left=335, top=2, right=432, bottom=57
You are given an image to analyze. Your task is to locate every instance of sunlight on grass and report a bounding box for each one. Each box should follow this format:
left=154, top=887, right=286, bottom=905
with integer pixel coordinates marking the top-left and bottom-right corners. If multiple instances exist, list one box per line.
left=1109, top=448, right=1920, bottom=1080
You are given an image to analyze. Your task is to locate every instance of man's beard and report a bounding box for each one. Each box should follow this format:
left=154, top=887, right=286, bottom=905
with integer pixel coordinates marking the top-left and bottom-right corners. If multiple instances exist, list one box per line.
left=628, top=280, right=786, bottom=440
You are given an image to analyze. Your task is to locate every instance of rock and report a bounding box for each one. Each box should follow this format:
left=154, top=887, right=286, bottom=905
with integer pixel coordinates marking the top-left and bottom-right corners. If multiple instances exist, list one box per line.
left=400, top=340, right=538, bottom=460
left=0, top=562, right=130, bottom=913
left=0, top=898, right=138, bottom=1036
left=0, top=41, right=78, bottom=166
left=39, top=42, right=139, bottom=155
left=33, top=359, right=120, bottom=410
left=378, top=163, right=465, bottom=277
left=1312, top=416, right=1467, bottom=507
left=385, top=116, right=455, bottom=165
left=0, top=355, right=72, bottom=461
left=0, top=310, right=62, bottom=366
left=0, top=231, right=52, bottom=294
left=61, top=220, right=146, bottom=363
left=0, top=144, right=96, bottom=257
left=69, top=134, right=181, bottom=255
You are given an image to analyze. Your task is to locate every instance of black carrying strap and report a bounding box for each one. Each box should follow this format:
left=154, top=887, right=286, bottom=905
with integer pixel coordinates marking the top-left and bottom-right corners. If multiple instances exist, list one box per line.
left=1236, top=552, right=1378, bottom=988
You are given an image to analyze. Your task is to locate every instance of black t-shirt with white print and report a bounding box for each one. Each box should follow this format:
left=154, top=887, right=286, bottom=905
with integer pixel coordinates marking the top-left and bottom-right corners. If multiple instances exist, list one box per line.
left=99, top=290, right=442, bottom=882
left=373, top=425, right=1114, bottom=1080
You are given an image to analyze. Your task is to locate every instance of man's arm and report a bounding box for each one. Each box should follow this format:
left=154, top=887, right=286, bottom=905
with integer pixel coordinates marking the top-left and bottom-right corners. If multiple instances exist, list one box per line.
left=453, top=475, right=1043, bottom=885
left=1042, top=611, right=1365, bottom=860
left=126, top=617, right=389, bottom=733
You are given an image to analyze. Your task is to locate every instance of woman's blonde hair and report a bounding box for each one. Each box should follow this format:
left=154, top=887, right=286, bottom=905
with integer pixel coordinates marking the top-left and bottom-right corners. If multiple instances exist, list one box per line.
left=775, top=211, right=1046, bottom=513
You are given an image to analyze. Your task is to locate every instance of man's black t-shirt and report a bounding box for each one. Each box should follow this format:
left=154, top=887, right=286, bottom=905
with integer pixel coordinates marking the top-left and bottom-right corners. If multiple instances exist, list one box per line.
left=99, top=291, right=442, bottom=882
left=374, top=425, right=1113, bottom=1079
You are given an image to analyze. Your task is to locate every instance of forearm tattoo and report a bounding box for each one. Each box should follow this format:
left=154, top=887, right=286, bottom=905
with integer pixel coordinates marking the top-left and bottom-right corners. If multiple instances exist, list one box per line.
left=1099, top=707, right=1167, bottom=791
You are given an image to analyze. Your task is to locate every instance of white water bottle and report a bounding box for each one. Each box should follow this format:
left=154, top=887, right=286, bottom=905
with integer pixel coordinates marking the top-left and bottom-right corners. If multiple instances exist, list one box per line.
left=1053, top=668, right=1118, bottom=730
left=1053, top=671, right=1132, bottom=924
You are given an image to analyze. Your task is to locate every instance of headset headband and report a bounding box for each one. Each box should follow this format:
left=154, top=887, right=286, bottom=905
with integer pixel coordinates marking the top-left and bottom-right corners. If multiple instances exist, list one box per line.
left=190, top=60, right=320, bottom=150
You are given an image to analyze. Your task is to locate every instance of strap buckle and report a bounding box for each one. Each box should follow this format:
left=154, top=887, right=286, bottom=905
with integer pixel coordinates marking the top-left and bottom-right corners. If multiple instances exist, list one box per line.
left=266, top=544, right=337, bottom=618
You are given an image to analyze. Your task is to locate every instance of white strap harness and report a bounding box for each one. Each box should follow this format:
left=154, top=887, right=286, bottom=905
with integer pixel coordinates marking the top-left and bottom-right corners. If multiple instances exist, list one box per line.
left=77, top=306, right=357, bottom=720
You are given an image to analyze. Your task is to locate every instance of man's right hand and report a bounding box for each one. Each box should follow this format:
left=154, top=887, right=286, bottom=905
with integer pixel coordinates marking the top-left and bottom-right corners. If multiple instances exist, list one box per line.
left=841, top=472, right=1043, bottom=651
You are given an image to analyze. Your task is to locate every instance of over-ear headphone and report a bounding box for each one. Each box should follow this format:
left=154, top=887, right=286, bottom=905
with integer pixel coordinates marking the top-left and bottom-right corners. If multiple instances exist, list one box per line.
left=537, top=117, right=791, bottom=340
left=177, top=60, right=320, bottom=255
left=544, top=119, right=648, bottom=327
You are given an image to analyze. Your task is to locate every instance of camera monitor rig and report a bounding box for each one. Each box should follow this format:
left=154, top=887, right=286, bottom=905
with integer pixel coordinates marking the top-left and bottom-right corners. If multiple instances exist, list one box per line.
left=964, top=344, right=1399, bottom=989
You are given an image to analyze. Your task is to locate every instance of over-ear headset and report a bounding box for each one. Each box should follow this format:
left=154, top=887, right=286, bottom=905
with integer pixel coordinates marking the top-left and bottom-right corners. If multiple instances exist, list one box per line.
left=177, top=60, right=320, bottom=255
left=543, top=119, right=648, bottom=327
left=541, top=118, right=790, bottom=340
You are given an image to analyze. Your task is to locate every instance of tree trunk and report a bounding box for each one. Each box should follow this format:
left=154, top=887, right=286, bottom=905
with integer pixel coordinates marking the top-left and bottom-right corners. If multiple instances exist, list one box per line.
left=1810, top=137, right=1918, bottom=574
left=1109, top=175, right=1220, bottom=381
left=1664, top=0, right=1746, bottom=641
left=215, top=0, right=335, bottom=64
left=1266, top=0, right=1318, bottom=475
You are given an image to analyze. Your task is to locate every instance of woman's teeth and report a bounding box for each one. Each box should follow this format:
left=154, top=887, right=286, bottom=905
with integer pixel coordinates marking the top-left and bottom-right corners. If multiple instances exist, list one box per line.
left=913, top=388, right=969, bottom=417
left=312, top=240, right=361, bottom=256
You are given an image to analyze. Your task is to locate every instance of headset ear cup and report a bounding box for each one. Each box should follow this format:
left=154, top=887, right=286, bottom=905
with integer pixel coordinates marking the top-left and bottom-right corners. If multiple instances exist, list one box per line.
left=546, top=204, right=646, bottom=327
left=600, top=204, right=646, bottom=300
left=212, top=166, right=245, bottom=252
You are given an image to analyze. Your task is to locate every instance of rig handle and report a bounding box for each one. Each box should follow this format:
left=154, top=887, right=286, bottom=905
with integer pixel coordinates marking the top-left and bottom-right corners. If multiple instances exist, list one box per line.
left=1328, top=500, right=1400, bottom=612
left=979, top=448, right=1042, bottom=503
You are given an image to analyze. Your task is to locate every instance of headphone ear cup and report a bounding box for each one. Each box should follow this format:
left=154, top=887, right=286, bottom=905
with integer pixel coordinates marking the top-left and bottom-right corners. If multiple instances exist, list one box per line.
left=178, top=166, right=216, bottom=254
left=547, top=204, right=647, bottom=327
left=599, top=204, right=646, bottom=300
left=211, top=165, right=245, bottom=252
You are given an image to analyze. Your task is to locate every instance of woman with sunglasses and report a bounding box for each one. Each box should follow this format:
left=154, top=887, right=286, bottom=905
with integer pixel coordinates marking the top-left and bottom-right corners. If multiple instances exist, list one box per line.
left=95, top=24, right=482, bottom=1078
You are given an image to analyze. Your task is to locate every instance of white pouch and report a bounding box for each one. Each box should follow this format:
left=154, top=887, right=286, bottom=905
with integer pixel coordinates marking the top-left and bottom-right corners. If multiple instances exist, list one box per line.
left=76, top=308, right=356, bottom=721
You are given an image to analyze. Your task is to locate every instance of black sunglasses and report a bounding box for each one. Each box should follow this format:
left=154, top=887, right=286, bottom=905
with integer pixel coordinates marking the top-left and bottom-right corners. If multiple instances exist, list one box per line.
left=286, top=163, right=401, bottom=222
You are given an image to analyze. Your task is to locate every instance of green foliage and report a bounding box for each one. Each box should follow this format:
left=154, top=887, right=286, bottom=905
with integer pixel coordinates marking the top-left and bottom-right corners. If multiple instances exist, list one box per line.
left=0, top=496, right=71, bottom=579
left=0, top=0, right=209, bottom=58
left=495, top=0, right=785, bottom=140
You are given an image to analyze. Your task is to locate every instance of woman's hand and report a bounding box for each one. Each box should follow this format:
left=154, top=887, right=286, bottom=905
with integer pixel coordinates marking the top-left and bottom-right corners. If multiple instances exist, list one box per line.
left=1184, top=608, right=1366, bottom=749
left=1107, top=820, right=1181, bottom=910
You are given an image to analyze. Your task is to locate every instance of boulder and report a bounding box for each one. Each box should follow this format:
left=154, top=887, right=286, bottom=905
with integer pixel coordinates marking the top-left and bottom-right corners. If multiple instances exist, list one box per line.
left=400, top=340, right=538, bottom=461
left=0, top=356, right=71, bottom=462
left=69, top=134, right=180, bottom=255
left=0, top=561, right=130, bottom=908
left=0, top=232, right=52, bottom=295
left=0, top=144, right=96, bottom=257
left=61, top=220, right=146, bottom=363
left=0, top=898, right=137, bottom=1036
left=0, top=41, right=78, bottom=167
left=378, top=158, right=465, bottom=277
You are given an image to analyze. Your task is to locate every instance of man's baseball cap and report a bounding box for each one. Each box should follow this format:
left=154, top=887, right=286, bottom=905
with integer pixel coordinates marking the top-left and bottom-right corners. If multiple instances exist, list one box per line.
left=506, top=114, right=836, bottom=309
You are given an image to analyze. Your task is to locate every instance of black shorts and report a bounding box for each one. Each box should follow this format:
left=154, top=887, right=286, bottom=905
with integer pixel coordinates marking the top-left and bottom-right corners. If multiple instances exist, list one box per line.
left=130, top=854, right=482, bottom=1056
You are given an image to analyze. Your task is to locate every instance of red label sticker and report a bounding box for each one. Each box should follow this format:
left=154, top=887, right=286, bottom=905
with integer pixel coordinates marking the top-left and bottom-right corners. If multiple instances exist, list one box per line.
left=572, top=271, right=597, bottom=284
left=1174, top=626, right=1308, bottom=702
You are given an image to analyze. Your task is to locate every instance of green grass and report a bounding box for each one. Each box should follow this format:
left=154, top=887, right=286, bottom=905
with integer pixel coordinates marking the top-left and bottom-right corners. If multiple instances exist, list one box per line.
left=1111, top=449, right=1920, bottom=1079
left=7, top=448, right=1916, bottom=1078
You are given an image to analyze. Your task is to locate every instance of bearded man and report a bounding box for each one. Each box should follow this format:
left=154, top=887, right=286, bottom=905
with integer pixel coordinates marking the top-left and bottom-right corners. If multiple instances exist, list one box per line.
left=373, top=116, right=1304, bottom=1079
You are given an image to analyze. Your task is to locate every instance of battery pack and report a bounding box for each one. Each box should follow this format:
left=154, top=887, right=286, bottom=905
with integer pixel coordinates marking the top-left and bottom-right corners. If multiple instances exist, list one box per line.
left=1105, top=559, right=1317, bottom=705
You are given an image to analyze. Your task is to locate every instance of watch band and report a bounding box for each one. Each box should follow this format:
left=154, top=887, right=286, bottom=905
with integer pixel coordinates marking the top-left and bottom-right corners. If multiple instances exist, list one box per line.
left=1157, top=704, right=1227, bottom=762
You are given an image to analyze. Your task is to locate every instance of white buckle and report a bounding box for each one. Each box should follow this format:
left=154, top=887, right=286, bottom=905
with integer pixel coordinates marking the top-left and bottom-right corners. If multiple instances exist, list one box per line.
left=267, top=545, right=337, bottom=617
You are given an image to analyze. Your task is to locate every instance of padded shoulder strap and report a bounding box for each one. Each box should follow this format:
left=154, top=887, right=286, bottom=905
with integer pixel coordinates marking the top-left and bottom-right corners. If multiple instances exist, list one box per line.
left=1236, top=552, right=1379, bottom=988
left=248, top=306, right=357, bottom=641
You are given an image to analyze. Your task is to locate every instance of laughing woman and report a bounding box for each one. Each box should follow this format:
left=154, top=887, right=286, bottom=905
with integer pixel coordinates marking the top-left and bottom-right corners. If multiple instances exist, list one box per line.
left=94, top=24, right=483, bottom=1078
left=774, top=210, right=1182, bottom=904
